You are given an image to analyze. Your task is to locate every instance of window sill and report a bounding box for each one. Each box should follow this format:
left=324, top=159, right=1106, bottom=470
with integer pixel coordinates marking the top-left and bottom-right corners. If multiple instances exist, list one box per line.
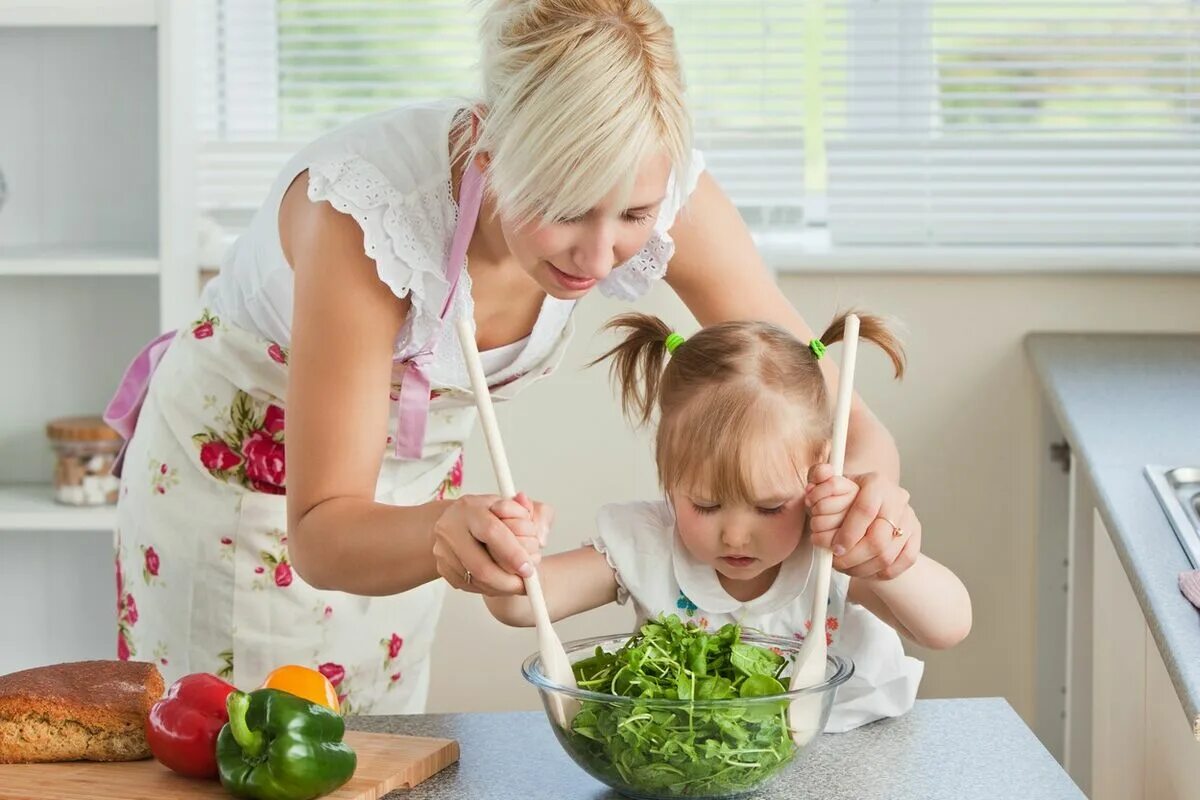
left=752, top=232, right=1200, bottom=276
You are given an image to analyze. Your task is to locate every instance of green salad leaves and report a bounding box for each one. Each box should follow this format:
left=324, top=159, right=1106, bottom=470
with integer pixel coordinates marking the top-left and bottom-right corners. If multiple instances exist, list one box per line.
left=567, top=615, right=797, bottom=797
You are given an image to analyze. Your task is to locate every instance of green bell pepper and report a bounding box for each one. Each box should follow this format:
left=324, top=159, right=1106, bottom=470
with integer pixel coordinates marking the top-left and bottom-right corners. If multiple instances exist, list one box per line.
left=216, top=688, right=357, bottom=800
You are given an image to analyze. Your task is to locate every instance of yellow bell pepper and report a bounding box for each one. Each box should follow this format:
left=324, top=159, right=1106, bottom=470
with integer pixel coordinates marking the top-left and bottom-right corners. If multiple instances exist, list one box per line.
left=259, top=665, right=341, bottom=714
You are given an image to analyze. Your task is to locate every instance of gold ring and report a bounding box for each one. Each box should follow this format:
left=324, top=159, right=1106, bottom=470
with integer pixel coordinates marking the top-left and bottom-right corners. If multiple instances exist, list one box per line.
left=879, top=516, right=904, bottom=539
left=464, top=569, right=472, bottom=585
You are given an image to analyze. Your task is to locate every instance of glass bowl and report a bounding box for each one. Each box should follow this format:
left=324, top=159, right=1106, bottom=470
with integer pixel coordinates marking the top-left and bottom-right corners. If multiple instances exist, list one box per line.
left=522, top=631, right=854, bottom=799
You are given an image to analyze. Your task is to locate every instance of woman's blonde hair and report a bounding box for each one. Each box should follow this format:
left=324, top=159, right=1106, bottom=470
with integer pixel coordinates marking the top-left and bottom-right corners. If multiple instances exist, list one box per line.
left=593, top=313, right=906, bottom=503
left=465, top=0, right=692, bottom=225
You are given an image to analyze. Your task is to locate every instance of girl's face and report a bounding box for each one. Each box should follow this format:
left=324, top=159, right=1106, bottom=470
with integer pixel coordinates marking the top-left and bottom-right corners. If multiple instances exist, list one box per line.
left=670, top=452, right=813, bottom=599
left=498, top=152, right=672, bottom=300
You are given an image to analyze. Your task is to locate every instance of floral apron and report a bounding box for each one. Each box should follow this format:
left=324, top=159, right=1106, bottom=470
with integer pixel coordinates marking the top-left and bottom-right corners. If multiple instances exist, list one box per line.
left=107, top=163, right=573, bottom=714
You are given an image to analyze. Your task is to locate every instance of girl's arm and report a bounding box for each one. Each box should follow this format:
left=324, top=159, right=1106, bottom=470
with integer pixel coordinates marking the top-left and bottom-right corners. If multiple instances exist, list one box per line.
left=484, top=546, right=620, bottom=626
left=848, top=557, right=972, bottom=650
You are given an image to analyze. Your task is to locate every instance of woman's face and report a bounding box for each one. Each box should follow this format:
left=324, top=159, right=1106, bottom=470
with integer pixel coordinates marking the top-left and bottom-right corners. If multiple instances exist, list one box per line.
left=499, top=152, right=673, bottom=299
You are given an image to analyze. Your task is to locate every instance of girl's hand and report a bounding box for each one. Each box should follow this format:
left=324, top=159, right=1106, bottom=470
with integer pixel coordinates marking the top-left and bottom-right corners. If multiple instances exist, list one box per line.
left=805, top=467, right=921, bottom=581
left=503, top=491, right=553, bottom=560
left=805, top=465, right=860, bottom=544
left=432, top=493, right=553, bottom=595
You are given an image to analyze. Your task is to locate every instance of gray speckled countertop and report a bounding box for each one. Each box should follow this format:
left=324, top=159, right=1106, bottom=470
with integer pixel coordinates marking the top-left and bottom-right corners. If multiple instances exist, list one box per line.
left=349, top=699, right=1082, bottom=799
left=1027, top=333, right=1200, bottom=736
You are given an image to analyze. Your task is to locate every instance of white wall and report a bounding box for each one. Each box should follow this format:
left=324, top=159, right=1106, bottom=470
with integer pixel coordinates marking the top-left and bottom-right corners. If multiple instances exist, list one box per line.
left=426, top=271, right=1200, bottom=725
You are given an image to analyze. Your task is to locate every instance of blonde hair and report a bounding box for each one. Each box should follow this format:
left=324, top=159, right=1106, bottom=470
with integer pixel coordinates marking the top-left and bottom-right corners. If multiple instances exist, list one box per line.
left=466, top=0, right=692, bottom=225
left=593, top=313, right=906, bottom=503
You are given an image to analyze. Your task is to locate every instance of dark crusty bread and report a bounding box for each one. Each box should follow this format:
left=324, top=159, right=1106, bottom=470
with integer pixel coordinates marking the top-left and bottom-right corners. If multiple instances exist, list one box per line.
left=0, top=660, right=164, bottom=763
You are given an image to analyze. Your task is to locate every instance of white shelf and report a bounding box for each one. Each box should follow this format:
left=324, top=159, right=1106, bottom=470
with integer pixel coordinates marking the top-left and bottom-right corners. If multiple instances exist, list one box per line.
left=0, top=0, right=193, bottom=681
left=0, top=484, right=117, bottom=532
left=0, top=0, right=157, bottom=27
left=0, top=245, right=159, bottom=276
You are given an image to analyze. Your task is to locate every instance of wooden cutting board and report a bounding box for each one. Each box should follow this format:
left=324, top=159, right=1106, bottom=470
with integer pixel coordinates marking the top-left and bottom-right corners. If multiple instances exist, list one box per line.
left=0, top=730, right=459, bottom=800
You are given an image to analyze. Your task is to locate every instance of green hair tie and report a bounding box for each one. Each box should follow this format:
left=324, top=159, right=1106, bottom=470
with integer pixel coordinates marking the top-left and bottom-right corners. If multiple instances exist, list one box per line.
left=809, top=339, right=826, bottom=360
left=665, top=332, right=686, bottom=354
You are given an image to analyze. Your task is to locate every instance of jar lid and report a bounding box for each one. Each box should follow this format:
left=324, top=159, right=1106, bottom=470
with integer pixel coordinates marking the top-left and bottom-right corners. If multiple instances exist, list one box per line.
left=46, top=416, right=123, bottom=442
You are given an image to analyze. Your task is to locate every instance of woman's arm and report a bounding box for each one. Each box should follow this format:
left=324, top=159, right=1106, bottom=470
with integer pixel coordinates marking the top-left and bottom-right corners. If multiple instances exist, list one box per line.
left=807, top=466, right=967, bottom=648
left=848, top=557, right=972, bottom=650
left=664, top=173, right=900, bottom=481
left=282, top=172, right=539, bottom=597
left=484, top=546, right=620, bottom=626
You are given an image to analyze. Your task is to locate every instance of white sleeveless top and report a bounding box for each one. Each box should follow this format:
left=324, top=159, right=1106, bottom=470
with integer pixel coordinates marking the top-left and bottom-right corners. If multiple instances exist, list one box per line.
left=589, top=500, right=924, bottom=734
left=200, top=100, right=707, bottom=388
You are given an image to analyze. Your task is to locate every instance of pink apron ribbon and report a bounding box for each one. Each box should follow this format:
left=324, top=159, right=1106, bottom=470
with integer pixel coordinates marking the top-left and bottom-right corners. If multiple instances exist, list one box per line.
left=102, top=163, right=486, bottom=468
left=103, top=329, right=177, bottom=477
left=390, top=160, right=485, bottom=459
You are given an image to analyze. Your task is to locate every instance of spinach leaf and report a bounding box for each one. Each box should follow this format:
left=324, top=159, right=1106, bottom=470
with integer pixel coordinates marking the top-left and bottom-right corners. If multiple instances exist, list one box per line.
left=567, top=615, right=798, bottom=797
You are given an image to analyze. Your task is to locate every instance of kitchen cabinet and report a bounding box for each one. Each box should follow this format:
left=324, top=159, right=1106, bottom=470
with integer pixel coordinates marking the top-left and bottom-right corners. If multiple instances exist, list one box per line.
left=1092, top=512, right=1200, bottom=798
left=0, top=0, right=195, bottom=674
left=1029, top=334, right=1200, bottom=796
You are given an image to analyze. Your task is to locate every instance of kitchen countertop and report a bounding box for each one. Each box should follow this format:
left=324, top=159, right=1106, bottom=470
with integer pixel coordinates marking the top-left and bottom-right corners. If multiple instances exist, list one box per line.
left=349, top=699, right=1082, bottom=799
left=1026, top=333, right=1200, bottom=736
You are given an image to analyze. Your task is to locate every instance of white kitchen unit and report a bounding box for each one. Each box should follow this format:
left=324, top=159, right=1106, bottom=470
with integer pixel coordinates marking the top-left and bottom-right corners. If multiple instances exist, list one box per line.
left=1092, top=512, right=1200, bottom=799
left=1028, top=334, right=1200, bottom=798
left=0, top=0, right=195, bottom=674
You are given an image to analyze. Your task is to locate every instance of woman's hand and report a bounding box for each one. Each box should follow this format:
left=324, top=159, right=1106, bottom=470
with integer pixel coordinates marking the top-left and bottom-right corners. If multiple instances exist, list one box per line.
left=432, top=492, right=553, bottom=595
left=805, top=466, right=920, bottom=581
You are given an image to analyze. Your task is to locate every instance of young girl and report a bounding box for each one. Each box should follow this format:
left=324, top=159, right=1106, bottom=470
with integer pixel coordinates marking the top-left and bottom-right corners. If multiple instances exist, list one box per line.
left=484, top=312, right=971, bottom=731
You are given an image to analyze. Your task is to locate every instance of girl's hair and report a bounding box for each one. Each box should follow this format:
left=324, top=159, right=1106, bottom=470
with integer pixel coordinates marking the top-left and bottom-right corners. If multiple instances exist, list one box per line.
left=593, top=312, right=905, bottom=502
left=463, top=0, right=692, bottom=226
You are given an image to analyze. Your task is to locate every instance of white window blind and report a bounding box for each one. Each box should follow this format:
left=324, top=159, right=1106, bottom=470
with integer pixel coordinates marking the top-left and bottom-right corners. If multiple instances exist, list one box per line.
left=817, top=0, right=1200, bottom=257
left=198, top=0, right=1200, bottom=266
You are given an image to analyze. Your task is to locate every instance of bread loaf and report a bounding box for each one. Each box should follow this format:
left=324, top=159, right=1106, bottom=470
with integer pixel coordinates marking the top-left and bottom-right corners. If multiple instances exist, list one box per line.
left=0, top=660, right=164, bottom=763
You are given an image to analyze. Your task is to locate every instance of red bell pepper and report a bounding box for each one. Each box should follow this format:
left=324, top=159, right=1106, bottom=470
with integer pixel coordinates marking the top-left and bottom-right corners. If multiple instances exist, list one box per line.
left=145, top=672, right=237, bottom=779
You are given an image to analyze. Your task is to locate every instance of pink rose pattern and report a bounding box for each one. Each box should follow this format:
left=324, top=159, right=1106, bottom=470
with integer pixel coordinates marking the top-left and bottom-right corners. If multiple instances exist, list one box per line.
left=243, top=431, right=285, bottom=494
left=149, top=459, right=180, bottom=496
left=318, top=662, right=357, bottom=713
left=434, top=453, right=464, bottom=501
left=140, top=544, right=163, bottom=586
left=115, top=313, right=468, bottom=714
left=201, top=441, right=242, bottom=472
left=192, top=310, right=219, bottom=340
left=114, top=541, right=137, bottom=661
left=319, top=662, right=345, bottom=686
left=262, top=404, right=285, bottom=436
left=252, top=529, right=293, bottom=591
left=380, top=633, right=404, bottom=690
left=267, top=342, right=289, bottom=365
left=193, top=390, right=286, bottom=495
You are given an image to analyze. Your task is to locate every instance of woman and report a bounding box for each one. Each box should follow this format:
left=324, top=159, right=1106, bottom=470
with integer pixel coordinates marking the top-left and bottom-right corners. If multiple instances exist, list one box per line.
left=106, top=0, right=915, bottom=714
